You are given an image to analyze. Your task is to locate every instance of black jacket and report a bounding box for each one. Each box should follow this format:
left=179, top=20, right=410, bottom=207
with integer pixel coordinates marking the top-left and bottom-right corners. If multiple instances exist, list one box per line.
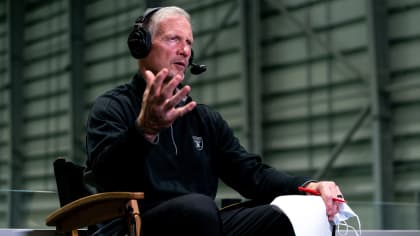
left=86, top=73, right=309, bottom=210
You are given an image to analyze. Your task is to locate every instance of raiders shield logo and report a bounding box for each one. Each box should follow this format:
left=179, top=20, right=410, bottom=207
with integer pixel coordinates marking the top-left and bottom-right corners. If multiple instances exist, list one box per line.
left=192, top=136, right=203, bottom=151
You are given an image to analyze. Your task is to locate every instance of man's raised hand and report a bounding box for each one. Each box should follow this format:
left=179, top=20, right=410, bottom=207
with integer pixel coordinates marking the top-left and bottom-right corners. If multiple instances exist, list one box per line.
left=136, top=69, right=196, bottom=142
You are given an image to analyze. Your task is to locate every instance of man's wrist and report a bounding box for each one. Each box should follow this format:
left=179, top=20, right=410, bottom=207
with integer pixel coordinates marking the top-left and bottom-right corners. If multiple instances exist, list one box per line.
left=301, top=180, right=318, bottom=187
left=135, top=120, right=159, bottom=144
left=303, top=181, right=318, bottom=190
left=144, top=133, right=159, bottom=144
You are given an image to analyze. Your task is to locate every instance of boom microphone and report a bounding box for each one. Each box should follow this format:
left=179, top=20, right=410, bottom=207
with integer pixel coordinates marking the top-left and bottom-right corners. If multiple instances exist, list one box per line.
left=190, top=63, right=207, bottom=75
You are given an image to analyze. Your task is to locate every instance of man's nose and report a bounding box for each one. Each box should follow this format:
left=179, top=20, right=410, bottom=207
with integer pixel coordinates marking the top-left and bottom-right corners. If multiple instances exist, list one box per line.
left=178, top=45, right=190, bottom=57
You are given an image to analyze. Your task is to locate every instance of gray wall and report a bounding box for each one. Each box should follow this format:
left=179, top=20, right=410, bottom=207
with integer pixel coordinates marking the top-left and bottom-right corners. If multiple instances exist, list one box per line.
left=0, top=0, right=419, bottom=230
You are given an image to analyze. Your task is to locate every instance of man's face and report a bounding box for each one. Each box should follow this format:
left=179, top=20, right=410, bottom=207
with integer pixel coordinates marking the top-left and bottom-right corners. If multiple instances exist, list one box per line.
left=141, top=16, right=193, bottom=78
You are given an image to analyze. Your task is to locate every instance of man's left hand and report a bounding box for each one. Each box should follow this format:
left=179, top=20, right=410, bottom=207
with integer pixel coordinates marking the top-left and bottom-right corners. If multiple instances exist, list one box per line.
left=304, top=181, right=344, bottom=221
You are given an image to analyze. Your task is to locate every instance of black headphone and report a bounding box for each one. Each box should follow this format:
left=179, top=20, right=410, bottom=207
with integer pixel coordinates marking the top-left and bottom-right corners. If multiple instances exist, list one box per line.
left=127, top=7, right=207, bottom=75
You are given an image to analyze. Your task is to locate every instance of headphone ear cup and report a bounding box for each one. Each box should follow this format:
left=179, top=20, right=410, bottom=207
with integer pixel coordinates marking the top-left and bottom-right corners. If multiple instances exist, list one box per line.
left=127, top=27, right=152, bottom=59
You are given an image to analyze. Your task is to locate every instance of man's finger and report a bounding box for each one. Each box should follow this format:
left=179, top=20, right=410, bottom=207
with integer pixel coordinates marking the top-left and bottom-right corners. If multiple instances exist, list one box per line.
left=155, top=68, right=169, bottom=84
left=144, top=70, right=154, bottom=84
left=179, top=101, right=197, bottom=116
left=163, top=85, right=191, bottom=111
left=167, top=101, right=196, bottom=121
left=143, top=70, right=155, bottom=96
left=145, top=69, right=169, bottom=96
left=161, top=74, right=183, bottom=98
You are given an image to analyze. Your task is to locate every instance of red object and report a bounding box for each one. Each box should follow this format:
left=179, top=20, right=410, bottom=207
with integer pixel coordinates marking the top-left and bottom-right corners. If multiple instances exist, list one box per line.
left=298, top=186, right=346, bottom=203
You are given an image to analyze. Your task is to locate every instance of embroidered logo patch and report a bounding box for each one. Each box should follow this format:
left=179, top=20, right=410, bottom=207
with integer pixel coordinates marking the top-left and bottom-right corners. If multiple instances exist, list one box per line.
left=192, top=136, right=203, bottom=151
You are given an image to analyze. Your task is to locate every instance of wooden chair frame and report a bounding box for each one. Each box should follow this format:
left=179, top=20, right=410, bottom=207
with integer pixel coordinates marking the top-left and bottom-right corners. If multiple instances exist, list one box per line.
left=45, top=158, right=144, bottom=236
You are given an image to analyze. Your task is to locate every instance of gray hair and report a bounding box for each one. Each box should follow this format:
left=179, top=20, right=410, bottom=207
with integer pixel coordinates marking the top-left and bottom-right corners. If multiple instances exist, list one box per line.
left=146, top=6, right=191, bottom=38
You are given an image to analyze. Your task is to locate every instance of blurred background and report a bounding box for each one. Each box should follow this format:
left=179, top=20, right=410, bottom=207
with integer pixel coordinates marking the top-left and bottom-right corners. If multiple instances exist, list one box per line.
left=0, top=0, right=419, bottom=230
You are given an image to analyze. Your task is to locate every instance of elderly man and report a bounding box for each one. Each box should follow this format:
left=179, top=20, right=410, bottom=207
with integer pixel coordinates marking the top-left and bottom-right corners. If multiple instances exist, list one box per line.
left=86, top=6, right=343, bottom=236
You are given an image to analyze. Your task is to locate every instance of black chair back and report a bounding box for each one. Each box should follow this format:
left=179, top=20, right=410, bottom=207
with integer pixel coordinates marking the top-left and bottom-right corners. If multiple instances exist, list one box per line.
left=53, top=158, right=91, bottom=207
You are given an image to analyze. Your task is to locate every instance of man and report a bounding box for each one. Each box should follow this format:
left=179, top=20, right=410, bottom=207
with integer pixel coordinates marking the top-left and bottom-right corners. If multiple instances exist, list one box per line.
left=86, top=6, right=344, bottom=236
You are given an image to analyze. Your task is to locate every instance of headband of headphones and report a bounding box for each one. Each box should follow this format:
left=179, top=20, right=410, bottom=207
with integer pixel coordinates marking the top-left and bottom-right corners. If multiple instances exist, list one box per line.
left=134, top=7, right=161, bottom=32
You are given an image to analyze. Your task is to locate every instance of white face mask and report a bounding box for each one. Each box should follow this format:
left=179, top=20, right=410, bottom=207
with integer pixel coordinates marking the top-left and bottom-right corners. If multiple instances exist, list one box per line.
left=333, top=203, right=362, bottom=236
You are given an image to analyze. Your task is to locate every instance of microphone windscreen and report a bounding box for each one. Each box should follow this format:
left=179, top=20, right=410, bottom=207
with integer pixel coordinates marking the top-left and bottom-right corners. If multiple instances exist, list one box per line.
left=190, top=64, right=207, bottom=75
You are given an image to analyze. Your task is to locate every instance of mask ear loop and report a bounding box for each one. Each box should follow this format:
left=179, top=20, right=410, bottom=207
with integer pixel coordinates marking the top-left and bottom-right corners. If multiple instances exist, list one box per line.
left=336, top=214, right=362, bottom=236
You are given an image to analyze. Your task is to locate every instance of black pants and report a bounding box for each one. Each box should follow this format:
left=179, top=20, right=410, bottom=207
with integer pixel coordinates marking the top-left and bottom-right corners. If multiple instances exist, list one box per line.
left=141, top=193, right=295, bottom=236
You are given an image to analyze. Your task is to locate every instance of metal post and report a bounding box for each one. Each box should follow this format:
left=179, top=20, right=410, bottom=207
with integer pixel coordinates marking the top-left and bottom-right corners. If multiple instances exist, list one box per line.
left=416, top=191, right=420, bottom=230
left=145, top=0, right=162, bottom=8
left=7, top=0, right=24, bottom=227
left=366, top=0, right=393, bottom=229
left=239, top=0, right=263, bottom=154
left=69, top=0, right=85, bottom=164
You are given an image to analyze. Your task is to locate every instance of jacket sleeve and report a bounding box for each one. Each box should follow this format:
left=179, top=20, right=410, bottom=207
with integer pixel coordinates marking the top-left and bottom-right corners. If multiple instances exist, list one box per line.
left=85, top=93, right=153, bottom=191
left=202, top=106, right=310, bottom=202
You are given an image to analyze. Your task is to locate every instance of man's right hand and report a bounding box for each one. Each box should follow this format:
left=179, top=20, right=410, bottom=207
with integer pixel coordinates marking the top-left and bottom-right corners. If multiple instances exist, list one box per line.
left=136, top=68, right=196, bottom=142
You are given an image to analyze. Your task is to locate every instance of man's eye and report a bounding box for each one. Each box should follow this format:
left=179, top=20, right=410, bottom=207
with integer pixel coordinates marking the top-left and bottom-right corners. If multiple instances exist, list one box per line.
left=169, top=37, right=178, bottom=42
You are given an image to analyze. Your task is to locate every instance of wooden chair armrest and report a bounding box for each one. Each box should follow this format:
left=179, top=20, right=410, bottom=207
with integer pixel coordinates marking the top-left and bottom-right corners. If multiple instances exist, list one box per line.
left=46, top=192, right=144, bottom=233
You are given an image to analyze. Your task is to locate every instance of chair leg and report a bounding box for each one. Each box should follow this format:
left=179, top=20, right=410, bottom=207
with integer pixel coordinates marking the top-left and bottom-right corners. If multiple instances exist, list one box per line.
left=71, top=229, right=78, bottom=236
left=127, top=199, right=141, bottom=236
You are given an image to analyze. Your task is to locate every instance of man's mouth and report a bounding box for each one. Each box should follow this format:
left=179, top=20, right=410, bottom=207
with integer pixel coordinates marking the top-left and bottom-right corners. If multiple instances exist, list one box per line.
left=174, top=61, right=186, bottom=70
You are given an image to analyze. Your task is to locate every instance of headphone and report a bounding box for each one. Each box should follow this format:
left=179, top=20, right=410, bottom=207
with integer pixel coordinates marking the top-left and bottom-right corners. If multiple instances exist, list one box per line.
left=127, top=7, right=207, bottom=75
